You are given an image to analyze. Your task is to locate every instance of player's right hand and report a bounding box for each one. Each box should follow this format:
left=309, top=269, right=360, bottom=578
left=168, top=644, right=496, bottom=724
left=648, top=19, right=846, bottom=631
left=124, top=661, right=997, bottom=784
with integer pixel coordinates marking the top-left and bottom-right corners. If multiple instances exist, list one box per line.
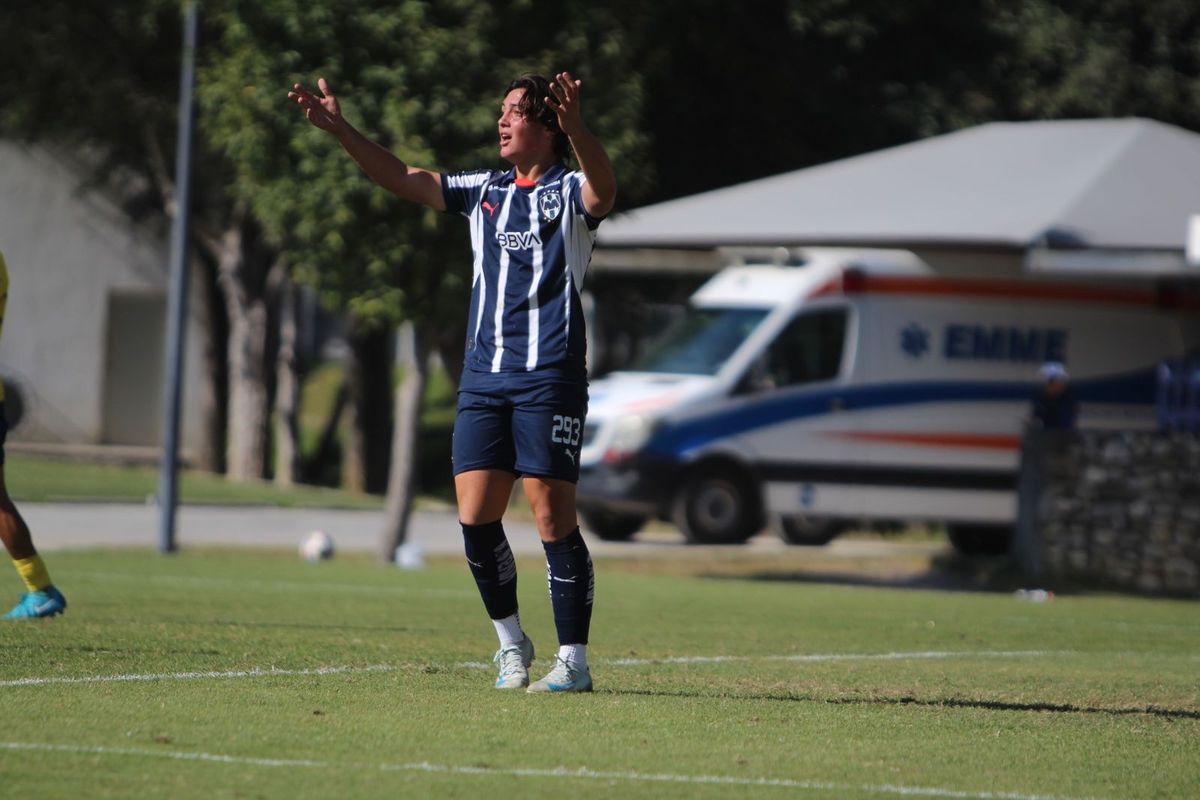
left=288, top=77, right=342, bottom=132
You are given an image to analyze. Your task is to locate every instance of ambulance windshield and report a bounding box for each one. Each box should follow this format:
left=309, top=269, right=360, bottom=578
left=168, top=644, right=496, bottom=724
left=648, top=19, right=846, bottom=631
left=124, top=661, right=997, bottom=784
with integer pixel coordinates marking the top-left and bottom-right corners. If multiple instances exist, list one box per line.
left=631, top=306, right=770, bottom=376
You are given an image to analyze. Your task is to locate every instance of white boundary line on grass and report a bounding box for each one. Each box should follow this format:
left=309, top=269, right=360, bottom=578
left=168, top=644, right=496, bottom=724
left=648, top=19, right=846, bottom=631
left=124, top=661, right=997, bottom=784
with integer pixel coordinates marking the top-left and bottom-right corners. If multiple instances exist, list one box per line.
left=1, top=651, right=1067, bottom=688
left=71, top=570, right=472, bottom=597
left=0, top=741, right=1103, bottom=800
left=0, top=664, right=397, bottom=688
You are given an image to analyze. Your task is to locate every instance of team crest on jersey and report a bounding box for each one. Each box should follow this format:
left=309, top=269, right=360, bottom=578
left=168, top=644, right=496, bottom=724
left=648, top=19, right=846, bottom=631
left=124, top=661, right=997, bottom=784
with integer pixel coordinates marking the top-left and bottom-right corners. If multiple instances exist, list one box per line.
left=539, top=191, right=563, bottom=222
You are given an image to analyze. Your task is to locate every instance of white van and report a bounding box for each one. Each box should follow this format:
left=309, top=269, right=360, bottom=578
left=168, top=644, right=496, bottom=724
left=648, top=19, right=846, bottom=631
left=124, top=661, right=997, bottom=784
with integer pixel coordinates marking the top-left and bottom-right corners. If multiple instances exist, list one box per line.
left=577, top=248, right=1199, bottom=551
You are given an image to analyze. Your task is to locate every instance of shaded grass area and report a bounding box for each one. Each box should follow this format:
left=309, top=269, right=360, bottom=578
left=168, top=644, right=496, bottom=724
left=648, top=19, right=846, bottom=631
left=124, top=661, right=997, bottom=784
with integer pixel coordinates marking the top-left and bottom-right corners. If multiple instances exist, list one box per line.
left=1, top=549, right=1197, bottom=799
left=6, top=454, right=384, bottom=509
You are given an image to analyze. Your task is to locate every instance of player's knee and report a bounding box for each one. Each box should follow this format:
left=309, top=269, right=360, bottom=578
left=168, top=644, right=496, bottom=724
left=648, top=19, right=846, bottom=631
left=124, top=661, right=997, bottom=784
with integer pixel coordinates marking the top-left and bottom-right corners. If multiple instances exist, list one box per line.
left=528, top=502, right=555, bottom=534
left=533, top=509, right=581, bottom=542
left=458, top=510, right=493, bottom=526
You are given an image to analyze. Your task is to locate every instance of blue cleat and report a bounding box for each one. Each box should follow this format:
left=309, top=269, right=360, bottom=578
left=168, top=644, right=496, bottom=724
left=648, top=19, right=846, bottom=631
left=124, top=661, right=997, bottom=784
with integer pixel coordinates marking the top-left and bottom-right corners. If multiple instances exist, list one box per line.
left=527, top=656, right=593, bottom=693
left=3, top=586, right=67, bottom=620
left=493, top=635, right=535, bottom=689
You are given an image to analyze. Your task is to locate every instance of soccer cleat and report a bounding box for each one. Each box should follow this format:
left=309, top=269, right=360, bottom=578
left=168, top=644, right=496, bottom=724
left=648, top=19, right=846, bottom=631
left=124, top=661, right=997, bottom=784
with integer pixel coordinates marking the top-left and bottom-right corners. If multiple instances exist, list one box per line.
left=527, top=655, right=593, bottom=693
left=493, top=635, right=535, bottom=689
left=3, top=586, right=67, bottom=620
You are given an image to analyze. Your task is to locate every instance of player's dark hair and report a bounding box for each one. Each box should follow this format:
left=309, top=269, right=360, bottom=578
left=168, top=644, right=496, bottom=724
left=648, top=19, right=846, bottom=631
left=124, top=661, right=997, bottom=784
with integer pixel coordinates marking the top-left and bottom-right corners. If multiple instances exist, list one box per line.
left=505, top=74, right=570, bottom=162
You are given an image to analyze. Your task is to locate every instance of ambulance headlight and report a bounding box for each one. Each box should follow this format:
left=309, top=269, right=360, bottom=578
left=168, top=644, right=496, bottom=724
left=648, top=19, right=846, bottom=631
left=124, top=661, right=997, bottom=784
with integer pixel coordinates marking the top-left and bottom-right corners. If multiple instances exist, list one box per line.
left=603, top=414, right=657, bottom=464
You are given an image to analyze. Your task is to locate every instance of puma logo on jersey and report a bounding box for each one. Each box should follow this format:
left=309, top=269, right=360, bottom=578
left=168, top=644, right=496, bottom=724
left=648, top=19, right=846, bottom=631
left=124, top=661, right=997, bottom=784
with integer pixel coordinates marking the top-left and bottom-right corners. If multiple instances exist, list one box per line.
left=496, top=230, right=542, bottom=250
left=482, top=200, right=498, bottom=217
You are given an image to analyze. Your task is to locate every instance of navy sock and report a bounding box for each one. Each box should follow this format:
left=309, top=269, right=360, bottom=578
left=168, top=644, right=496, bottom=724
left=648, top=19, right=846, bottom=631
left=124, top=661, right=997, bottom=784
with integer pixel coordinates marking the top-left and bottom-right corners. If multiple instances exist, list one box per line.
left=462, top=520, right=518, bottom=620
left=543, top=527, right=594, bottom=645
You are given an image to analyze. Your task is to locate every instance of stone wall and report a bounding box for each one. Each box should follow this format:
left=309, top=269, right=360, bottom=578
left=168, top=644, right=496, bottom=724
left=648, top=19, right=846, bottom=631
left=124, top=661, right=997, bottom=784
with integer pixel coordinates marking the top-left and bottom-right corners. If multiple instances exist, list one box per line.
left=1016, top=430, right=1200, bottom=597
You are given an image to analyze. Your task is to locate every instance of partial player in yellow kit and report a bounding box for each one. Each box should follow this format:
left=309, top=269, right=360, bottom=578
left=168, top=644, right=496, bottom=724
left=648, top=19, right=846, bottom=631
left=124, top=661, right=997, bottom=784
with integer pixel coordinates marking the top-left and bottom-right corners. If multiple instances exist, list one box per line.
left=0, top=251, right=67, bottom=619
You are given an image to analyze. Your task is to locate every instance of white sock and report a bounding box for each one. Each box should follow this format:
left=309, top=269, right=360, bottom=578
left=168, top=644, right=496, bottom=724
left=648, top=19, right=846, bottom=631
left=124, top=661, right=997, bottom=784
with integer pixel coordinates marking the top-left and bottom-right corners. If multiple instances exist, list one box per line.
left=492, top=614, right=524, bottom=648
left=558, top=644, right=587, bottom=670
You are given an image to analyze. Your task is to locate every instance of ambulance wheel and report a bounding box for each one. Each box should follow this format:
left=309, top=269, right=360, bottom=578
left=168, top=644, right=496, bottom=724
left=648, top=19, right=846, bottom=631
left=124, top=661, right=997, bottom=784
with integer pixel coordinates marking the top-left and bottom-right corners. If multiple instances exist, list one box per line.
left=947, top=524, right=1013, bottom=556
left=775, top=515, right=840, bottom=547
left=673, top=467, right=761, bottom=544
left=579, top=509, right=646, bottom=542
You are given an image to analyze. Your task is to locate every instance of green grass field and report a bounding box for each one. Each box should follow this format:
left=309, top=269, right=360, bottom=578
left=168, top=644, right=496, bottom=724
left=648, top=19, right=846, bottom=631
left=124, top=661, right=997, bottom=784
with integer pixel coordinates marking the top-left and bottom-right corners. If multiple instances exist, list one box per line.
left=1, top=549, right=1196, bottom=799
left=5, top=454, right=386, bottom=509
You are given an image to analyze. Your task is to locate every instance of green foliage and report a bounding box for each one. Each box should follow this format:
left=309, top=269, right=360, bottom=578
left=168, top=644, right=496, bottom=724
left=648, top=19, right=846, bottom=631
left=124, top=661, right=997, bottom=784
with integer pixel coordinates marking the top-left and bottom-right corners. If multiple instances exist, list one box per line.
left=0, top=0, right=242, bottom=232
left=620, top=0, right=1009, bottom=202
left=0, top=1, right=182, bottom=152
left=610, top=0, right=1200, bottom=204
left=7, top=1, right=1200, bottom=216
left=2, top=549, right=1198, bottom=798
left=988, top=0, right=1200, bottom=128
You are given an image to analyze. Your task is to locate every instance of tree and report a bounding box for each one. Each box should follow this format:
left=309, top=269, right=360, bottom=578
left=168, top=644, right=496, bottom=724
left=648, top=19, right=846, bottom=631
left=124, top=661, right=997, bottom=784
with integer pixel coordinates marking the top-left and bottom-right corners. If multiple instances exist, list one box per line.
left=1, top=0, right=223, bottom=472
left=616, top=0, right=1200, bottom=209
left=1, top=0, right=291, bottom=482
left=986, top=0, right=1200, bottom=129
left=607, top=0, right=1006, bottom=205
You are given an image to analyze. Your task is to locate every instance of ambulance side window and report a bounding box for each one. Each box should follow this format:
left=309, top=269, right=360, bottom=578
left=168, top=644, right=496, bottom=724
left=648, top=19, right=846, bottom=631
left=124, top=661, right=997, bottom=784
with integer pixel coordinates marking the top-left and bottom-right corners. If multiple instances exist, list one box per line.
left=738, top=308, right=847, bottom=394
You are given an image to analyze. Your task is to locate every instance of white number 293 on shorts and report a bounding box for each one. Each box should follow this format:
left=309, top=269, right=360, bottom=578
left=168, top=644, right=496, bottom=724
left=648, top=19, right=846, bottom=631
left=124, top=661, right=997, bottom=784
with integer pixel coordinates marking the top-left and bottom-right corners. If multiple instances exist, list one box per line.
left=550, top=414, right=581, bottom=447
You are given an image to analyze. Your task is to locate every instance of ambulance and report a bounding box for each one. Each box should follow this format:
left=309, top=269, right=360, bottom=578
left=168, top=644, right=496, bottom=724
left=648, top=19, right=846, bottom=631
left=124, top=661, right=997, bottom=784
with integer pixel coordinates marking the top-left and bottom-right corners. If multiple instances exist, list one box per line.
left=576, top=248, right=1199, bottom=551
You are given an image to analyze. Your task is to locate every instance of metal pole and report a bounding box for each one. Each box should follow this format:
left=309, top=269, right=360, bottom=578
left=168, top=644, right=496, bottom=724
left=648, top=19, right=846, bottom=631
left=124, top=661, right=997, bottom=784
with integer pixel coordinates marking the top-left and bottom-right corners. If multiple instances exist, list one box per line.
left=157, top=2, right=199, bottom=554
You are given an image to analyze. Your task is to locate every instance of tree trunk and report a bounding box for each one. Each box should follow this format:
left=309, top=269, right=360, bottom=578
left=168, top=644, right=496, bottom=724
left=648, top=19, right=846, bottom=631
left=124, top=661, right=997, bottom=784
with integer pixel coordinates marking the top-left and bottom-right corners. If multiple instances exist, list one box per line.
left=379, top=322, right=430, bottom=561
left=225, top=301, right=269, bottom=481
left=273, top=274, right=300, bottom=487
left=193, top=252, right=228, bottom=474
left=343, top=322, right=394, bottom=494
left=210, top=209, right=279, bottom=483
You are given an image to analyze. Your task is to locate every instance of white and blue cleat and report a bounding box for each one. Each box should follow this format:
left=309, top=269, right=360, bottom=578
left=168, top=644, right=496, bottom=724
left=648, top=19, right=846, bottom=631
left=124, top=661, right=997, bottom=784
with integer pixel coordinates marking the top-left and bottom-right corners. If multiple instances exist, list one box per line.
left=4, top=586, right=67, bottom=620
left=493, top=635, right=535, bottom=689
left=527, top=656, right=593, bottom=693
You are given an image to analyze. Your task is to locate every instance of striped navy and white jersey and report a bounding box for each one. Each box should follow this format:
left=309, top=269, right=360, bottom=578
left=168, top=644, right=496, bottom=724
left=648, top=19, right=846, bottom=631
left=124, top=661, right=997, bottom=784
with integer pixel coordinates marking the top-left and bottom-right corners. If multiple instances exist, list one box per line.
left=442, top=164, right=602, bottom=375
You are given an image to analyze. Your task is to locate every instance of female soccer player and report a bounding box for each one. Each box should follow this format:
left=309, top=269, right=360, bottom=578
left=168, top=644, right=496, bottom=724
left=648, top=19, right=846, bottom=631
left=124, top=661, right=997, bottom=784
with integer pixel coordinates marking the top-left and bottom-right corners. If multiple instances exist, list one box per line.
left=289, top=72, right=616, bottom=692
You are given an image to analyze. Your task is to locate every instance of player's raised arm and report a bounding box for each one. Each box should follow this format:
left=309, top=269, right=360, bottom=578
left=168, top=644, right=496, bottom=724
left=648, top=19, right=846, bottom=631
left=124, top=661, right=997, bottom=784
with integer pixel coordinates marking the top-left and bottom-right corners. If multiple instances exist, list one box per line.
left=287, top=77, right=446, bottom=212
left=547, top=72, right=617, bottom=218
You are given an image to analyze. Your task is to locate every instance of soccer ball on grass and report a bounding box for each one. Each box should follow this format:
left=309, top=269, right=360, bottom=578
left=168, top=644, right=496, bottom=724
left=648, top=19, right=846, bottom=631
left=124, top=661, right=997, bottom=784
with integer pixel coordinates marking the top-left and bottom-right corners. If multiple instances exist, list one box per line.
left=299, top=530, right=335, bottom=562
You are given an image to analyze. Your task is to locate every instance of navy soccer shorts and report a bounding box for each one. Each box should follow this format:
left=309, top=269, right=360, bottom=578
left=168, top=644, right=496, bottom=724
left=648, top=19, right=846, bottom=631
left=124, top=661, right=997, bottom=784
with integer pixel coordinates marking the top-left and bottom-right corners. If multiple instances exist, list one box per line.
left=453, top=369, right=588, bottom=483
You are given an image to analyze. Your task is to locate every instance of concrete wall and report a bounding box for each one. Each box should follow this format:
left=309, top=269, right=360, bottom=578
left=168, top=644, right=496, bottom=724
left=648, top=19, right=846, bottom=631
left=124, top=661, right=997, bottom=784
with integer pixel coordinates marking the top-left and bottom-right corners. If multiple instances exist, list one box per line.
left=1017, top=430, right=1200, bottom=596
left=0, top=141, right=206, bottom=454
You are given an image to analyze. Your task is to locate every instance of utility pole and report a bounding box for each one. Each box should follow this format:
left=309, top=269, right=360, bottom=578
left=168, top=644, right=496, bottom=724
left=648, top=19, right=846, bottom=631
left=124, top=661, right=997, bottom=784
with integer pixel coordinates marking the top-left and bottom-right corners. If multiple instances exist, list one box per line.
left=157, top=2, right=199, bottom=554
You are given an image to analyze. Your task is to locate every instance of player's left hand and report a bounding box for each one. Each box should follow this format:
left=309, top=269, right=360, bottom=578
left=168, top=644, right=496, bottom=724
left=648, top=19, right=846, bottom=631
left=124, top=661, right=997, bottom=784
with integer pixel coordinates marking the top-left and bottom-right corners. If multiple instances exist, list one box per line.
left=547, top=71, right=585, bottom=135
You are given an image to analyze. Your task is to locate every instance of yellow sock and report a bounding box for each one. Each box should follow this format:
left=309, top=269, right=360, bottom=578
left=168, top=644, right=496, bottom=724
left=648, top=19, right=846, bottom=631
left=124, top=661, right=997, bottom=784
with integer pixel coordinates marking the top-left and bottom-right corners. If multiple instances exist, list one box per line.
left=13, top=555, right=52, bottom=593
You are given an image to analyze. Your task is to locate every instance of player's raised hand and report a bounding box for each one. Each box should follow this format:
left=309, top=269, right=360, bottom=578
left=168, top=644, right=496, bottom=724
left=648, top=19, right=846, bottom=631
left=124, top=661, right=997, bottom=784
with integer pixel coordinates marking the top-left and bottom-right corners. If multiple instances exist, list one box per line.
left=287, top=77, right=343, bottom=133
left=547, top=72, right=585, bottom=135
